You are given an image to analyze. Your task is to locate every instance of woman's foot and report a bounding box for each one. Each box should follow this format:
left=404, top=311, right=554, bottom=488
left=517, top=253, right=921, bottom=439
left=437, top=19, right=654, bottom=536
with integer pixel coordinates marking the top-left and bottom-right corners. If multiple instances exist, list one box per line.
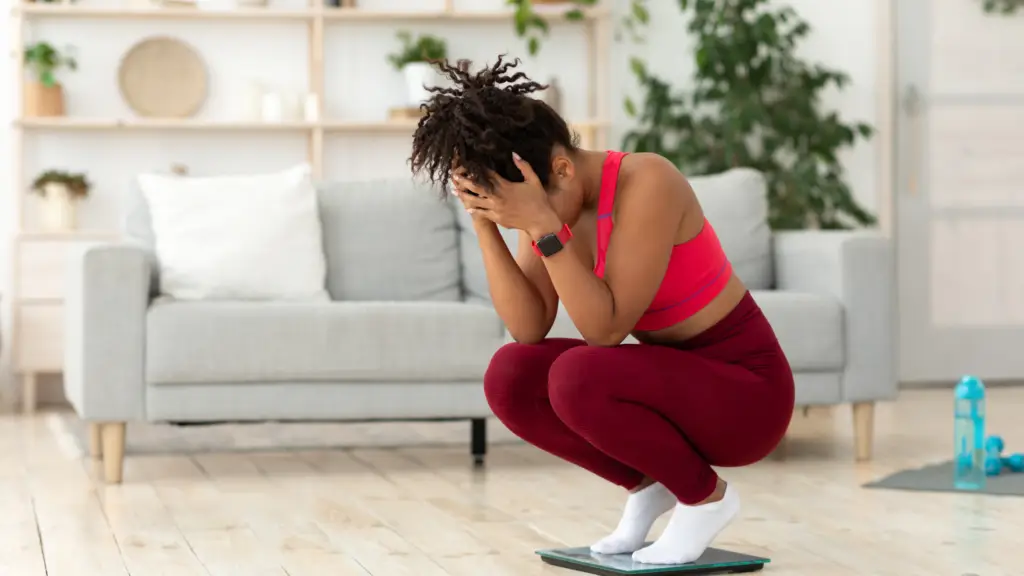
left=631, top=482, right=740, bottom=565
left=590, top=482, right=676, bottom=555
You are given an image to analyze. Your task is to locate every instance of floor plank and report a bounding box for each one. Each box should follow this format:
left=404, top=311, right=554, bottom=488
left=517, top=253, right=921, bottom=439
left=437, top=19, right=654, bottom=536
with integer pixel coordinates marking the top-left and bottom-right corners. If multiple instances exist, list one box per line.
left=2, top=388, right=1023, bottom=576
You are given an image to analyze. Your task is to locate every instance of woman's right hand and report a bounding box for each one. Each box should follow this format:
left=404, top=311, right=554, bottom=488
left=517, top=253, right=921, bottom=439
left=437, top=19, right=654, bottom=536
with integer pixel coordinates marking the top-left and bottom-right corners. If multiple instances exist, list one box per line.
left=451, top=167, right=496, bottom=229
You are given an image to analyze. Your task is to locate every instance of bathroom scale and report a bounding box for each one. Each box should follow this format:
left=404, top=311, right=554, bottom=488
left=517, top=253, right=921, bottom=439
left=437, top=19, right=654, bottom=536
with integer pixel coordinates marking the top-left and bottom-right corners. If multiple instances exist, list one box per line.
left=535, top=546, right=769, bottom=575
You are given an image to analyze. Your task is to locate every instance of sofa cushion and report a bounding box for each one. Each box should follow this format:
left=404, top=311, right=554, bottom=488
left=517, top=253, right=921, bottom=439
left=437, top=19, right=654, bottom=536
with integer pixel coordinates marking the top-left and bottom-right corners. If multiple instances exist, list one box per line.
left=145, top=300, right=506, bottom=385
left=750, top=290, right=844, bottom=371
left=689, top=168, right=773, bottom=290
left=137, top=164, right=329, bottom=301
left=318, top=180, right=461, bottom=301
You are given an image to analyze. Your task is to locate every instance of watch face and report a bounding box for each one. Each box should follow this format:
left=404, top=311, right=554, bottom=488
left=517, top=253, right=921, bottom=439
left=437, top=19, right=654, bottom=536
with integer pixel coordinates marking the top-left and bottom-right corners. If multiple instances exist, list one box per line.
left=536, top=233, right=564, bottom=257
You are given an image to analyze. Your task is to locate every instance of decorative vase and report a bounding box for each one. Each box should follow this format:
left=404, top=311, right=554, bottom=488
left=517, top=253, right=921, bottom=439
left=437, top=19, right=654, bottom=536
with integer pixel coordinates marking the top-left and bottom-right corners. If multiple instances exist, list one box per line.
left=23, top=82, right=65, bottom=118
left=402, top=62, right=440, bottom=106
left=41, top=182, right=77, bottom=231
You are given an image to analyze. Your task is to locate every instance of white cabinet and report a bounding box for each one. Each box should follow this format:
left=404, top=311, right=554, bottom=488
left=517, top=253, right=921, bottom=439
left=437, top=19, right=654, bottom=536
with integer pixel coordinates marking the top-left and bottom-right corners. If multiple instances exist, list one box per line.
left=12, top=233, right=118, bottom=411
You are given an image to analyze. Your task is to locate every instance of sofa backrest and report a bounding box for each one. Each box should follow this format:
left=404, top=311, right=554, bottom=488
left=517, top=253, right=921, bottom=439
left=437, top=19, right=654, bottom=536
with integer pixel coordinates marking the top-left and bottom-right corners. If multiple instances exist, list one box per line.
left=124, top=167, right=772, bottom=302
left=315, top=179, right=461, bottom=301
left=688, top=168, right=774, bottom=290
left=124, top=177, right=465, bottom=301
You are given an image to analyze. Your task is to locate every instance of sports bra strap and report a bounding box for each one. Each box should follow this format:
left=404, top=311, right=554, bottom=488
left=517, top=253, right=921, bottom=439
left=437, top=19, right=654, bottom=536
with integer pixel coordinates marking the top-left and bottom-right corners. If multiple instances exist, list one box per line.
left=594, top=151, right=628, bottom=278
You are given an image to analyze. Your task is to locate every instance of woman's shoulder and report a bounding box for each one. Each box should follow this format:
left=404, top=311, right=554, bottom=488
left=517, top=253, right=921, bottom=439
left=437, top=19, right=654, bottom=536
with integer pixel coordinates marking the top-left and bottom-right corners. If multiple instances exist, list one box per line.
left=620, top=151, right=676, bottom=171
left=617, top=152, right=693, bottom=205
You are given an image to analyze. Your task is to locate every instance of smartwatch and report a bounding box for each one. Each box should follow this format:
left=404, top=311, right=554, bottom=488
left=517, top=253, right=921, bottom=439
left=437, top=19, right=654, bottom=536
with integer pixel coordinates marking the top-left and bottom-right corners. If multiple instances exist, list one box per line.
left=532, top=224, right=573, bottom=258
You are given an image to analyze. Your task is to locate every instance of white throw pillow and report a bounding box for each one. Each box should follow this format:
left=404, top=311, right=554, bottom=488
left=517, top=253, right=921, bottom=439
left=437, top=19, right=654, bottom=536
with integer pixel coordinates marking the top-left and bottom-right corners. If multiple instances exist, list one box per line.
left=137, top=164, right=329, bottom=301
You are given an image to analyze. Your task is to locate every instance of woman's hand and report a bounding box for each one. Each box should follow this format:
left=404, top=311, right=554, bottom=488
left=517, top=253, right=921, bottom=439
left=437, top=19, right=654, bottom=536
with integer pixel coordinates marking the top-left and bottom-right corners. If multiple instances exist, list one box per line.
left=451, top=153, right=563, bottom=240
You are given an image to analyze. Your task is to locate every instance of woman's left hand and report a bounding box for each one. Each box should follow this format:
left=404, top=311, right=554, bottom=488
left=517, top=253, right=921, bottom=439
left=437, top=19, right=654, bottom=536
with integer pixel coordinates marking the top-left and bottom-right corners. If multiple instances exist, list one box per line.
left=452, top=153, right=563, bottom=239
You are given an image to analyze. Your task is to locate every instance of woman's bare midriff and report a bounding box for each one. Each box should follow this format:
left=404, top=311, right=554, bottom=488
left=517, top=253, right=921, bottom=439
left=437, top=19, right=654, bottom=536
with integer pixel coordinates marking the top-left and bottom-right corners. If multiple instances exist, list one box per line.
left=631, top=273, right=747, bottom=346
left=631, top=199, right=748, bottom=345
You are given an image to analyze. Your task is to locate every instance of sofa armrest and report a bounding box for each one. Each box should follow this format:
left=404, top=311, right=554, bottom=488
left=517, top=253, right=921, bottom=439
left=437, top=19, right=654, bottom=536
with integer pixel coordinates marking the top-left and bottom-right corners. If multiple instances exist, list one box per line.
left=773, top=230, right=896, bottom=403
left=64, top=243, right=151, bottom=421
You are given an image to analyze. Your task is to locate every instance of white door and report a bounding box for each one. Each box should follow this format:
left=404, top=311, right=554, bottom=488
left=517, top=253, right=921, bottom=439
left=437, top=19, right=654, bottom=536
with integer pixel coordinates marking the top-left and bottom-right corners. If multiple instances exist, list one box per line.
left=897, top=0, right=1024, bottom=383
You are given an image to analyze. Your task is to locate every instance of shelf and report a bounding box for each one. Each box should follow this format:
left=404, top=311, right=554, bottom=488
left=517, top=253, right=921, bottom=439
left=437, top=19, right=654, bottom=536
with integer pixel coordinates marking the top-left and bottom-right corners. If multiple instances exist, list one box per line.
left=16, top=118, right=318, bottom=130
left=14, top=4, right=315, bottom=20
left=321, top=6, right=609, bottom=22
left=16, top=117, right=609, bottom=132
left=13, top=4, right=609, bottom=22
left=321, top=118, right=608, bottom=132
left=16, top=230, right=120, bottom=241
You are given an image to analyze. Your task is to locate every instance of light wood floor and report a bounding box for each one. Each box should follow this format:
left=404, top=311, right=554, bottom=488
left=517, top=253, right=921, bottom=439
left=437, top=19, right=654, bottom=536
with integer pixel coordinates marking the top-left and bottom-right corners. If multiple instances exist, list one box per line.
left=2, top=388, right=1023, bottom=576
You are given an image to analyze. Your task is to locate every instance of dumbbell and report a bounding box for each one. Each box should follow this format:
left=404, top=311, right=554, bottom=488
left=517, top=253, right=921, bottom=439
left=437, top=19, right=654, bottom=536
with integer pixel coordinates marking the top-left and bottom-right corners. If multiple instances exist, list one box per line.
left=982, top=435, right=1024, bottom=475
left=1005, top=453, right=1024, bottom=472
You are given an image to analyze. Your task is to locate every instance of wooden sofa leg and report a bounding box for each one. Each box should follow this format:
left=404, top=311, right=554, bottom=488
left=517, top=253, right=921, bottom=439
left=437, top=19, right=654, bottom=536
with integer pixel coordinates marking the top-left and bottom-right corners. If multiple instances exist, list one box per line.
left=100, top=422, right=126, bottom=483
left=852, top=402, right=875, bottom=462
left=88, top=423, right=103, bottom=459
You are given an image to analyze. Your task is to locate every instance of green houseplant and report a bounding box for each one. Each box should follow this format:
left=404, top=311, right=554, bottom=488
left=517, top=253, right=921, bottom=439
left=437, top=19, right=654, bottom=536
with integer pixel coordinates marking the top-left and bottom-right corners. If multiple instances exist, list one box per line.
left=387, top=31, right=448, bottom=106
left=622, top=0, right=875, bottom=230
left=981, top=0, right=1024, bottom=13
left=507, top=0, right=600, bottom=55
left=507, top=0, right=651, bottom=56
left=31, top=169, right=91, bottom=230
left=23, top=42, right=77, bottom=117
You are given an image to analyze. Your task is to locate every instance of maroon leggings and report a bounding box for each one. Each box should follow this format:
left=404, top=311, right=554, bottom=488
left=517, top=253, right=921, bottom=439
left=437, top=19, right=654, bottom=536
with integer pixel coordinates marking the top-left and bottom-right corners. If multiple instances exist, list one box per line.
left=483, top=291, right=795, bottom=505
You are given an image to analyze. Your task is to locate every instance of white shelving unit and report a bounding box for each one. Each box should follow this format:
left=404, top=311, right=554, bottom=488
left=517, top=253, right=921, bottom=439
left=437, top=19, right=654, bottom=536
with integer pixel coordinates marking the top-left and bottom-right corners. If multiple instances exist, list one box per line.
left=8, top=1, right=612, bottom=412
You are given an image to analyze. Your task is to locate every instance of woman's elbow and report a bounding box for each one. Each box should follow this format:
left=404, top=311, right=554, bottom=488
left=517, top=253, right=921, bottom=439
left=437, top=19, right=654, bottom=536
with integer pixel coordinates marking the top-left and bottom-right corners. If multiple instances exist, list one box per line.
left=511, top=333, right=547, bottom=345
left=582, top=330, right=629, bottom=348
left=507, top=324, right=550, bottom=345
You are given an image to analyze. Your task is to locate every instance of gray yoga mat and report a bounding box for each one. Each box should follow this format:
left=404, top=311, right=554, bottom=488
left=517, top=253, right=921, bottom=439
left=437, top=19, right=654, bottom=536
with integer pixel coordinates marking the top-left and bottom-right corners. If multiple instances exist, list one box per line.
left=864, top=460, right=1024, bottom=496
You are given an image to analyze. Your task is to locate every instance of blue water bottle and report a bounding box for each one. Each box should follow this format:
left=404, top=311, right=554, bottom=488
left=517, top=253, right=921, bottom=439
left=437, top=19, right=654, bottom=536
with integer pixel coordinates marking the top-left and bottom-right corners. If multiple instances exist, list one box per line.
left=954, top=375, right=986, bottom=490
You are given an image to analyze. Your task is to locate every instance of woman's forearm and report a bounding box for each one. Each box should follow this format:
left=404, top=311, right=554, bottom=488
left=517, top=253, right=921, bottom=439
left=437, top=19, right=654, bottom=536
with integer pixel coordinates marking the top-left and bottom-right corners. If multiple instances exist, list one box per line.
left=527, top=218, right=621, bottom=346
left=476, top=222, right=552, bottom=343
left=542, top=249, right=621, bottom=345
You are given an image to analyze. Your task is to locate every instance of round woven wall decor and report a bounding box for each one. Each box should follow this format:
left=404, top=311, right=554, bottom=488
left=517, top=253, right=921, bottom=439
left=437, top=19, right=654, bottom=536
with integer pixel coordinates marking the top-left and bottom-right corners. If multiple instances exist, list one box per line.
left=118, top=36, right=208, bottom=118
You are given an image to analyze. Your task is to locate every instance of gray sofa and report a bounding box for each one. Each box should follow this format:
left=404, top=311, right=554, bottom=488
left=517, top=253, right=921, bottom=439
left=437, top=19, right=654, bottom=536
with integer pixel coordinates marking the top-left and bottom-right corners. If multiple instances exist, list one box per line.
left=63, top=168, right=895, bottom=484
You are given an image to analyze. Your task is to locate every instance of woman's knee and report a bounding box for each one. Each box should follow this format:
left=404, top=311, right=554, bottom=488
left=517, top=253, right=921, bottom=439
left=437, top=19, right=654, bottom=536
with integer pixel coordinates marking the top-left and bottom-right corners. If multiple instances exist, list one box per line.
left=547, top=346, right=620, bottom=423
left=483, top=339, right=581, bottom=417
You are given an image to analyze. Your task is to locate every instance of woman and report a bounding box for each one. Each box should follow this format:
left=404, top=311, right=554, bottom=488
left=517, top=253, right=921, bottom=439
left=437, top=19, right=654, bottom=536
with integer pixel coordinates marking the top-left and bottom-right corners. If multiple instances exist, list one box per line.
left=410, top=57, right=794, bottom=566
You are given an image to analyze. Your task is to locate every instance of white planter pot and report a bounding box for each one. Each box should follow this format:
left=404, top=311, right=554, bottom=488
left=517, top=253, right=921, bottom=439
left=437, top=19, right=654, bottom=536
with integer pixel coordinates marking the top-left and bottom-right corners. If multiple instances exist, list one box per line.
left=402, top=62, right=440, bottom=106
left=41, top=182, right=77, bottom=231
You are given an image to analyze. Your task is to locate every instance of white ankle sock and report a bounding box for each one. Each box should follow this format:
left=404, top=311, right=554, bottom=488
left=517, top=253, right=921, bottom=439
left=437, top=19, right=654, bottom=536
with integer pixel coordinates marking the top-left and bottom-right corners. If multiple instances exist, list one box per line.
left=631, top=483, right=740, bottom=565
left=590, top=483, right=676, bottom=555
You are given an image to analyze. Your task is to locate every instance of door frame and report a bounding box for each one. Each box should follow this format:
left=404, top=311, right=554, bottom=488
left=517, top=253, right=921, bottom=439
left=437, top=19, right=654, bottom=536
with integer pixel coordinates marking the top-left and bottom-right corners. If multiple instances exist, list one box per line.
left=876, top=0, right=897, bottom=240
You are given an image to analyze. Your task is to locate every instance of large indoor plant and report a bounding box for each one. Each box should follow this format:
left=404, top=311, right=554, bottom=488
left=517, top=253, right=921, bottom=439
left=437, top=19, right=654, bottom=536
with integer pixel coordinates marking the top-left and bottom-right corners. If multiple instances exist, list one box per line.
left=622, top=0, right=875, bottom=230
left=23, top=42, right=77, bottom=117
left=981, top=0, right=1024, bottom=13
left=387, top=31, right=448, bottom=106
left=507, top=0, right=602, bottom=55
left=31, top=169, right=90, bottom=230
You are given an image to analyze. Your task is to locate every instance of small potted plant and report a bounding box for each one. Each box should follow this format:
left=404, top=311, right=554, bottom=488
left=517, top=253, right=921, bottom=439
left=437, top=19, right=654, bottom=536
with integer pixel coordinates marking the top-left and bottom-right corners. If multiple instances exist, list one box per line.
left=23, top=42, right=77, bottom=117
left=386, top=31, right=447, bottom=106
left=30, top=169, right=90, bottom=230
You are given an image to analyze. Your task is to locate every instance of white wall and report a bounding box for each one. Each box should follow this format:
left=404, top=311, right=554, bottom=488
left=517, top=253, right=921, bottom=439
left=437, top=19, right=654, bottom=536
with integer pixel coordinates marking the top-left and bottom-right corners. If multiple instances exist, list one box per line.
left=0, top=0, right=882, bottom=404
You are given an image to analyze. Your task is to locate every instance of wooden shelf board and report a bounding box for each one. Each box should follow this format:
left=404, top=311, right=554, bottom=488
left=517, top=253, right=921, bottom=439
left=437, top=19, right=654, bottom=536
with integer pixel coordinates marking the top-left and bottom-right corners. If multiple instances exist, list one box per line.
left=16, top=118, right=318, bottom=130
left=12, top=297, right=65, bottom=306
left=16, top=230, right=120, bottom=241
left=14, top=4, right=609, bottom=21
left=17, top=118, right=609, bottom=132
left=15, top=4, right=315, bottom=20
left=321, top=7, right=609, bottom=21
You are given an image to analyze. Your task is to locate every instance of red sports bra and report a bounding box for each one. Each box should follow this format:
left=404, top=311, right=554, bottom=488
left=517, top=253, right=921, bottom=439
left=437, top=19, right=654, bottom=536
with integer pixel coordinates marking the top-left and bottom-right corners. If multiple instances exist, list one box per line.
left=594, top=151, right=734, bottom=332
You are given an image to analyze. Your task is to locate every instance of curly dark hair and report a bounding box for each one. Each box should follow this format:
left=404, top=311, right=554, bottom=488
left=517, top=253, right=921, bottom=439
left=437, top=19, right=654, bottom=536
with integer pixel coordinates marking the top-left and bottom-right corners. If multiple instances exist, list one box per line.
left=409, top=55, right=579, bottom=196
